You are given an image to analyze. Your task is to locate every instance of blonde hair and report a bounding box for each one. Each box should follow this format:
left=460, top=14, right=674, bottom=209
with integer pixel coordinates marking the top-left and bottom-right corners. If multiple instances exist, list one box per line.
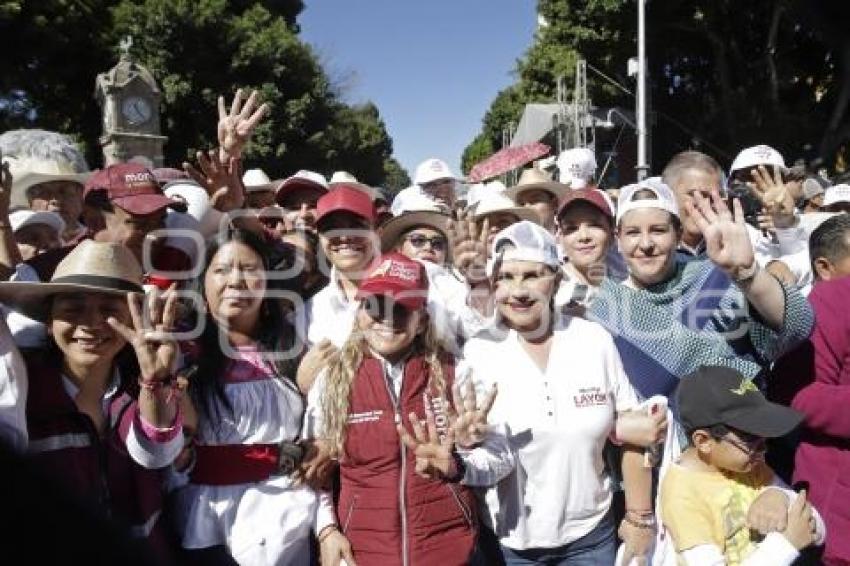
left=321, top=312, right=447, bottom=458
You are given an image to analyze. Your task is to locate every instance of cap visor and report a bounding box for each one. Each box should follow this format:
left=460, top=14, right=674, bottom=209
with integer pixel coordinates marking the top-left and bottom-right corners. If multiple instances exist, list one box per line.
left=0, top=280, right=143, bottom=322
left=113, top=194, right=185, bottom=215
left=356, top=281, right=426, bottom=312
left=725, top=404, right=804, bottom=439
left=276, top=180, right=327, bottom=203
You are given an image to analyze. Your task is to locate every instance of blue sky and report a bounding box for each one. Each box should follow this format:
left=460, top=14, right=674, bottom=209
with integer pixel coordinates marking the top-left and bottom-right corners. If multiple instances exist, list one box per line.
left=300, top=0, right=537, bottom=180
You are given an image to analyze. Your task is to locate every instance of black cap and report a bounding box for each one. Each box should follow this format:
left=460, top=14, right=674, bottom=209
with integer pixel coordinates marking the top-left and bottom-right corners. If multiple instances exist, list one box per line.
left=676, top=366, right=803, bottom=438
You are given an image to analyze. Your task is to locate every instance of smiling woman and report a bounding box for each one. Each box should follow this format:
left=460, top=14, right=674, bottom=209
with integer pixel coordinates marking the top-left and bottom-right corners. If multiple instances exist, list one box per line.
left=0, top=240, right=183, bottom=561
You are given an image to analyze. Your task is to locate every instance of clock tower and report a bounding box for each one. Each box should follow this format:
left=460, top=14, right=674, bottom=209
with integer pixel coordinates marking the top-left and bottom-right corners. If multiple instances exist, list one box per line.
left=95, top=37, right=167, bottom=168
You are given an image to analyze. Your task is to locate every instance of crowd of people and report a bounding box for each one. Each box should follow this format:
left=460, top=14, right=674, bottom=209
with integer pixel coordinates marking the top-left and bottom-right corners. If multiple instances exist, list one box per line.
left=0, top=89, right=848, bottom=566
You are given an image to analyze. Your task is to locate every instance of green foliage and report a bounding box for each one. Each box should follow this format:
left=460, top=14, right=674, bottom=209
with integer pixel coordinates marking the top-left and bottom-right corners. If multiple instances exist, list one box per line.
left=0, top=0, right=405, bottom=185
left=461, top=133, right=494, bottom=175
left=463, top=0, right=850, bottom=174
left=382, top=157, right=411, bottom=193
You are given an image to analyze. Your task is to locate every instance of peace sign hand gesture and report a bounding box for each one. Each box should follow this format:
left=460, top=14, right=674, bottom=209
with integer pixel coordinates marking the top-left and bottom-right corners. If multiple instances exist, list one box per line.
left=685, top=191, right=756, bottom=281
left=107, top=284, right=179, bottom=383
left=218, top=89, right=269, bottom=161
left=397, top=410, right=457, bottom=481
left=448, top=210, right=489, bottom=284
left=450, top=380, right=497, bottom=449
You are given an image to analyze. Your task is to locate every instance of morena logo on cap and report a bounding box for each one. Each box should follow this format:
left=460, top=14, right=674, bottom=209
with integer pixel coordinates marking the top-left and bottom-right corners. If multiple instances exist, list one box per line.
left=752, top=146, right=776, bottom=160
left=369, top=259, right=419, bottom=283
left=123, top=171, right=156, bottom=184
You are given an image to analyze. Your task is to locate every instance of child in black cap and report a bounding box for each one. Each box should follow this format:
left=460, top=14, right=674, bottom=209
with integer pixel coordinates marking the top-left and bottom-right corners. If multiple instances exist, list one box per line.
left=659, top=365, right=825, bottom=565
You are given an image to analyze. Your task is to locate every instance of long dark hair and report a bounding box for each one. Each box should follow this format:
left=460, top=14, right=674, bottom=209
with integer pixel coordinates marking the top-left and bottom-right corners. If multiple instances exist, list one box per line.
left=189, top=228, right=303, bottom=424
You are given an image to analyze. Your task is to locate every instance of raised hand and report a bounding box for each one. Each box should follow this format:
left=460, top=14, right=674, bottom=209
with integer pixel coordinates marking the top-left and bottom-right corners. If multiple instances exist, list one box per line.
left=183, top=150, right=245, bottom=213
left=749, top=165, right=795, bottom=218
left=218, top=89, right=269, bottom=160
left=449, top=380, right=497, bottom=449
left=397, top=410, right=456, bottom=481
left=686, top=191, right=756, bottom=280
left=107, top=284, right=179, bottom=383
left=448, top=209, right=489, bottom=284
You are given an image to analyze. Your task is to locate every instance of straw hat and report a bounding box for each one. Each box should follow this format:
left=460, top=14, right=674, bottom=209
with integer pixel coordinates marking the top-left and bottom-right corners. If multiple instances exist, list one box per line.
left=242, top=168, right=281, bottom=193
left=0, top=240, right=144, bottom=322
left=504, top=167, right=569, bottom=203
left=471, top=192, right=540, bottom=225
left=6, top=155, right=90, bottom=209
left=380, top=210, right=451, bottom=253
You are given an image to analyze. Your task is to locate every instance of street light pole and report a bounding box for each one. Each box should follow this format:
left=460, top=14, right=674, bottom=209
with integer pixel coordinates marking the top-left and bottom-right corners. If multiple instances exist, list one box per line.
left=636, top=0, right=649, bottom=180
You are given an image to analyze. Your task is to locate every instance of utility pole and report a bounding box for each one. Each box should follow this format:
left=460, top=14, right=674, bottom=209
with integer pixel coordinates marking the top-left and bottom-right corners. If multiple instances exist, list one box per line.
left=636, top=0, right=649, bottom=180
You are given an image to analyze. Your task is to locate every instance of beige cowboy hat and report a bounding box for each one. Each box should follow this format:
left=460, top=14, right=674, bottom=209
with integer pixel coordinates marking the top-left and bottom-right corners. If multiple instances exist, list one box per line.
left=379, top=210, right=452, bottom=253
left=471, top=192, right=541, bottom=225
left=503, top=167, right=569, bottom=203
left=0, top=240, right=144, bottom=322
left=6, top=155, right=91, bottom=209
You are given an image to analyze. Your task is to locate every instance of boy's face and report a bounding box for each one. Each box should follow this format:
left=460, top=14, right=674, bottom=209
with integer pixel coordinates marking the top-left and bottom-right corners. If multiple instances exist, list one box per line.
left=694, top=426, right=767, bottom=473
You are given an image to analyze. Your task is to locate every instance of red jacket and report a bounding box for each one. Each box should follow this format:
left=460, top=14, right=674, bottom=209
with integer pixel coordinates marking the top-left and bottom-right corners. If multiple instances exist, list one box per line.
left=24, top=354, right=174, bottom=559
left=338, top=354, right=476, bottom=566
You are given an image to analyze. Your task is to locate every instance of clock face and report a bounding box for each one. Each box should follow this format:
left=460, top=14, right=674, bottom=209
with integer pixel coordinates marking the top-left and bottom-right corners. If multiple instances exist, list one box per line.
left=121, top=96, right=153, bottom=126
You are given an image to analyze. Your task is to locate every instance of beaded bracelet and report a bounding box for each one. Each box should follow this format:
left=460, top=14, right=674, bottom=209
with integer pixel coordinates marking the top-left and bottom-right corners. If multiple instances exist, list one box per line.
left=623, top=512, right=656, bottom=530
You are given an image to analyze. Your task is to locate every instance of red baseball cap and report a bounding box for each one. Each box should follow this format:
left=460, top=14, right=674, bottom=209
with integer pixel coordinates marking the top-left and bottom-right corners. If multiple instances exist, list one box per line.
left=84, top=163, right=185, bottom=216
left=557, top=188, right=614, bottom=220
left=356, top=252, right=428, bottom=311
left=316, top=184, right=376, bottom=228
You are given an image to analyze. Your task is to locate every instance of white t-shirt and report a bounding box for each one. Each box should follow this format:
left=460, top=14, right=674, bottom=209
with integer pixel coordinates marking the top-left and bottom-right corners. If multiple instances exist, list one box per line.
left=460, top=314, right=639, bottom=550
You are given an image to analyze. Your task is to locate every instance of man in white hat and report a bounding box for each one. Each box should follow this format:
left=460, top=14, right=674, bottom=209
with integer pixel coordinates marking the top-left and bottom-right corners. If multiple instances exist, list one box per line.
left=0, top=129, right=90, bottom=244
left=504, top=167, right=569, bottom=232
left=242, top=168, right=280, bottom=209
left=8, top=209, right=64, bottom=261
left=472, top=191, right=541, bottom=252
left=413, top=158, right=459, bottom=210
left=275, top=169, right=329, bottom=232
left=556, top=147, right=597, bottom=189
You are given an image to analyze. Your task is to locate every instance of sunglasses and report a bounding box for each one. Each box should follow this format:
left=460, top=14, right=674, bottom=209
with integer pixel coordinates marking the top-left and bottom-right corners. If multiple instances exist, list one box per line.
left=404, top=233, right=447, bottom=251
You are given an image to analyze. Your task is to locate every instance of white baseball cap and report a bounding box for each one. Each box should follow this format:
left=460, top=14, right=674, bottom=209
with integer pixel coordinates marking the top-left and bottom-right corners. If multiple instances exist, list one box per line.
left=241, top=168, right=280, bottom=193
left=616, top=177, right=679, bottom=226
left=556, top=148, right=597, bottom=188
left=823, top=184, right=850, bottom=207
left=8, top=209, right=65, bottom=236
left=487, top=220, right=560, bottom=277
left=414, top=158, right=458, bottom=185
left=163, top=180, right=222, bottom=238
left=729, top=145, right=788, bottom=176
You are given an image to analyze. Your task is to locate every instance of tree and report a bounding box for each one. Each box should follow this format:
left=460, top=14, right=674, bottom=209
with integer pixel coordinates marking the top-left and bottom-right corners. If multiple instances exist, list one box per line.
left=463, top=0, right=849, bottom=175
left=0, top=0, right=407, bottom=186
left=382, top=158, right=411, bottom=193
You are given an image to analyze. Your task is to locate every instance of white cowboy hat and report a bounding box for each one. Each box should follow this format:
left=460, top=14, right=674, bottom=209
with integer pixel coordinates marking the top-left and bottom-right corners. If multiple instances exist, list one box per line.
left=0, top=240, right=144, bottom=322
left=471, top=192, right=540, bottom=225
left=503, top=167, right=569, bottom=203
left=8, top=209, right=66, bottom=236
left=242, top=168, right=281, bottom=193
left=6, top=155, right=90, bottom=209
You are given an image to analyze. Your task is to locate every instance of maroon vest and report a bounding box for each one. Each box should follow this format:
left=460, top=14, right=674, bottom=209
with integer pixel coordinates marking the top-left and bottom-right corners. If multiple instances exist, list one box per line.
left=23, top=354, right=173, bottom=556
left=338, top=354, right=476, bottom=566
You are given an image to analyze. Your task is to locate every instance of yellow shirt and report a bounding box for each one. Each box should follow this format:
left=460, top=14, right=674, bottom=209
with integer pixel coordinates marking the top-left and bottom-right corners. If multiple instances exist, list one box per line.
left=660, top=460, right=774, bottom=565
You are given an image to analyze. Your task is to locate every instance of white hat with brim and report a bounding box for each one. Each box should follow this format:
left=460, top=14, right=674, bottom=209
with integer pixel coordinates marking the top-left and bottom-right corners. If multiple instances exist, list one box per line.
left=823, top=184, right=850, bottom=207
left=504, top=167, right=569, bottom=203
left=414, top=158, right=458, bottom=185
left=379, top=210, right=452, bottom=252
left=242, top=168, right=281, bottom=194
left=0, top=240, right=144, bottom=322
left=729, top=145, right=788, bottom=176
left=9, top=209, right=66, bottom=236
left=472, top=193, right=541, bottom=225
left=6, top=155, right=90, bottom=209
left=276, top=170, right=329, bottom=205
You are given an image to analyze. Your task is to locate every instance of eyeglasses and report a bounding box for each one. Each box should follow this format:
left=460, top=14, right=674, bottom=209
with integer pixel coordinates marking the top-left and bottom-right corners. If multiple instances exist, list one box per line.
left=404, top=234, right=447, bottom=251
left=711, top=425, right=765, bottom=455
